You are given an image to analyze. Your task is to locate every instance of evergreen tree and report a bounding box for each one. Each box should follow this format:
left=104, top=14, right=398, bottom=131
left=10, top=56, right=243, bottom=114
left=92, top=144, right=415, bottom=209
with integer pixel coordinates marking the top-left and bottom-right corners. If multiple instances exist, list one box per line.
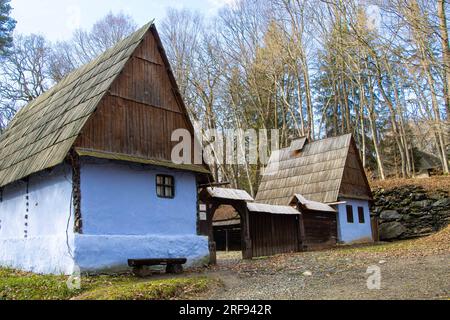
left=0, top=0, right=16, bottom=55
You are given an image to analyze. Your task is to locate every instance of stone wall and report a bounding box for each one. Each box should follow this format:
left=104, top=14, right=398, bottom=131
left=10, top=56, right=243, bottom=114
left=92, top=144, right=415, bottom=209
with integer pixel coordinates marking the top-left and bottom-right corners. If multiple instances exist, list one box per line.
left=372, top=186, right=450, bottom=241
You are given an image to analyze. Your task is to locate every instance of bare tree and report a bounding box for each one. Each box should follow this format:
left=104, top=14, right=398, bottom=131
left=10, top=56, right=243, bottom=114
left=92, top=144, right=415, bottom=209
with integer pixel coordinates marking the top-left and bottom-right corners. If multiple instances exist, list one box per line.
left=49, top=12, right=138, bottom=81
left=437, top=0, right=450, bottom=120
left=0, top=34, right=51, bottom=131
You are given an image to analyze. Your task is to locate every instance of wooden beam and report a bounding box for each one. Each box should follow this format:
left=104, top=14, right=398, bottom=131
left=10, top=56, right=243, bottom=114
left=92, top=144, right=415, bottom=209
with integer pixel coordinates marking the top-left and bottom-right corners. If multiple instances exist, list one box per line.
left=107, top=93, right=184, bottom=115
left=206, top=201, right=219, bottom=265
left=239, top=203, right=253, bottom=259
left=198, top=181, right=231, bottom=188
left=69, top=151, right=82, bottom=234
left=297, top=205, right=307, bottom=252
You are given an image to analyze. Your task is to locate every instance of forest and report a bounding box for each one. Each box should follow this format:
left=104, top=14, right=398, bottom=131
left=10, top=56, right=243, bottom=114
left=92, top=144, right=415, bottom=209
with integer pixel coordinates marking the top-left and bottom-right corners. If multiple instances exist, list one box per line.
left=0, top=0, right=449, bottom=196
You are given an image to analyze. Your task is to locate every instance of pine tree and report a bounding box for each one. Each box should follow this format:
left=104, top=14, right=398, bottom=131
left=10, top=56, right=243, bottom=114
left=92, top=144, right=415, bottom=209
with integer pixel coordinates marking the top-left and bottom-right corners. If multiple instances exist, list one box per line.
left=0, top=0, right=16, bottom=55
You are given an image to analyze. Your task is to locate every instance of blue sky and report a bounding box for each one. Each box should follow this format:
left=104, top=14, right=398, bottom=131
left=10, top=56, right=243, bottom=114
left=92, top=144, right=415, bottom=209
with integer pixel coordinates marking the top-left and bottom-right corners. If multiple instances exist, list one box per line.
left=10, top=0, right=232, bottom=41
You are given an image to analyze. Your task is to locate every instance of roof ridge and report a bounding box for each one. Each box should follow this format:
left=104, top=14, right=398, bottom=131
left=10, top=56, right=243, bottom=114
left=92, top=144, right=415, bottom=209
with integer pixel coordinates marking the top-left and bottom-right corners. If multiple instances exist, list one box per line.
left=277, top=133, right=352, bottom=153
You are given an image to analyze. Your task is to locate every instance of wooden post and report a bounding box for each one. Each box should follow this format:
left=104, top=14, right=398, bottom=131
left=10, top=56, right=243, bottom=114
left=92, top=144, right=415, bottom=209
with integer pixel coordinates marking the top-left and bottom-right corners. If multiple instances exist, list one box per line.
left=239, top=204, right=253, bottom=259
left=69, top=151, right=82, bottom=234
left=225, top=229, right=229, bottom=252
left=206, top=202, right=218, bottom=265
left=297, top=207, right=307, bottom=252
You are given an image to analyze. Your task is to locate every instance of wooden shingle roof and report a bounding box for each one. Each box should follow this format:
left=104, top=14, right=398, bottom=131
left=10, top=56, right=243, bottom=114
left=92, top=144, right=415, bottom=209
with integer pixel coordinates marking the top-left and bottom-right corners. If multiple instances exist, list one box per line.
left=204, top=187, right=254, bottom=202
left=0, top=23, right=153, bottom=187
left=255, top=134, right=363, bottom=205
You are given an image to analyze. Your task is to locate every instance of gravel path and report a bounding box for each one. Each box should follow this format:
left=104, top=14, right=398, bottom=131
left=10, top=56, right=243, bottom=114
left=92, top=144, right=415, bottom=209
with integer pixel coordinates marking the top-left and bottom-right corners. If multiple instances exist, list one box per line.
left=197, top=242, right=450, bottom=300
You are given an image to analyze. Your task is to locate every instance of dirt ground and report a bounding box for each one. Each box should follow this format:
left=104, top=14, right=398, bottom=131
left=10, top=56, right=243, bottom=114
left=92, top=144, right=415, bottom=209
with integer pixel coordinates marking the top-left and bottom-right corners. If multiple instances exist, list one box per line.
left=194, top=228, right=450, bottom=300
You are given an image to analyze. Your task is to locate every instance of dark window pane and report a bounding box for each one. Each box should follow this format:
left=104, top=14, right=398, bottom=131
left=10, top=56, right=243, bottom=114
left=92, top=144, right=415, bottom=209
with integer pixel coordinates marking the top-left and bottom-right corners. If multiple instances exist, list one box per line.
left=156, top=175, right=175, bottom=199
left=346, top=205, right=354, bottom=223
left=358, top=207, right=365, bottom=224
left=157, top=185, right=163, bottom=197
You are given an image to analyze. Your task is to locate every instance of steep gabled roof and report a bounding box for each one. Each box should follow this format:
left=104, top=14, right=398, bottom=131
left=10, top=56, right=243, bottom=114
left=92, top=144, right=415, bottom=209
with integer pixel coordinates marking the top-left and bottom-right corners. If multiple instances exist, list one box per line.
left=0, top=23, right=152, bottom=187
left=255, top=134, right=372, bottom=205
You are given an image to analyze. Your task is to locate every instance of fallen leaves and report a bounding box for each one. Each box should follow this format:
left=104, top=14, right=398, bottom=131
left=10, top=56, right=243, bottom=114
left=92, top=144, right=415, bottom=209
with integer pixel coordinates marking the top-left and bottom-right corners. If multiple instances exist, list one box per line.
left=370, top=176, right=450, bottom=193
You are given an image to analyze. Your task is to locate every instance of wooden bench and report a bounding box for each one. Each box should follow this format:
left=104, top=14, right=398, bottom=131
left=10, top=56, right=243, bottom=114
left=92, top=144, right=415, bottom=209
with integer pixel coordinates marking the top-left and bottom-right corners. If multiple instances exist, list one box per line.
left=128, top=258, right=187, bottom=277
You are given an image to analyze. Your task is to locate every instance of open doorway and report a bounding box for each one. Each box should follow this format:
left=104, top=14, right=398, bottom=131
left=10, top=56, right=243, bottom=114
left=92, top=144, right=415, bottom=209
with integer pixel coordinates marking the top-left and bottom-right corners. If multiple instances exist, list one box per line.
left=213, top=205, right=242, bottom=252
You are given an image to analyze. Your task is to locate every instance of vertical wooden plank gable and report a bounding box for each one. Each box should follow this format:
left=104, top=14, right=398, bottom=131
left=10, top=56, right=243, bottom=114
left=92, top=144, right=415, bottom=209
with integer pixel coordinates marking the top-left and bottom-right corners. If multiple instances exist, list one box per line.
left=75, top=27, right=197, bottom=164
left=339, top=138, right=373, bottom=200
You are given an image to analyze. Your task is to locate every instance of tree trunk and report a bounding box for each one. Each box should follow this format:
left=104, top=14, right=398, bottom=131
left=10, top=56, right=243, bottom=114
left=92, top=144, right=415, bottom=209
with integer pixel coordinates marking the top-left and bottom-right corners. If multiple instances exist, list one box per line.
left=376, top=73, right=407, bottom=177
left=359, top=84, right=366, bottom=168
left=368, top=80, right=386, bottom=180
left=422, top=58, right=450, bottom=174
left=437, top=0, right=450, bottom=120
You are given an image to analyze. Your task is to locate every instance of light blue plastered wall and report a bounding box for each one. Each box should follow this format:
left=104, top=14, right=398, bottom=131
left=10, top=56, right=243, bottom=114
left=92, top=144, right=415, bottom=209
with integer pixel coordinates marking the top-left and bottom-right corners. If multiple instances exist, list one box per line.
left=0, top=159, right=208, bottom=275
left=336, top=198, right=373, bottom=243
left=74, top=158, right=209, bottom=273
left=0, top=165, right=76, bottom=275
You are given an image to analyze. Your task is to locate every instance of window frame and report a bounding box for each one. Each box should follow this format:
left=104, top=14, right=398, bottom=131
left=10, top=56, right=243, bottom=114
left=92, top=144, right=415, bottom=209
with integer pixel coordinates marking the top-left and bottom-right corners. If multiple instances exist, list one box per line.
left=346, top=205, right=354, bottom=223
left=156, top=174, right=175, bottom=199
left=358, top=206, right=365, bottom=224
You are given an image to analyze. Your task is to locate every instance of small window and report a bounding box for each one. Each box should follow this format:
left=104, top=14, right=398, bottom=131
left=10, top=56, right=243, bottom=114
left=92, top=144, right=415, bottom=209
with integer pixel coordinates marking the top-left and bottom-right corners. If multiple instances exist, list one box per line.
left=156, top=175, right=175, bottom=199
left=358, top=207, right=365, bottom=224
left=346, top=205, right=354, bottom=223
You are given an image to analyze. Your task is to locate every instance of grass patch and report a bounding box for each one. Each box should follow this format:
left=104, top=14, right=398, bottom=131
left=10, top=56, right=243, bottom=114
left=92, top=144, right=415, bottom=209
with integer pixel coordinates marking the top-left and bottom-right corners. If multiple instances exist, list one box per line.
left=75, top=277, right=211, bottom=300
left=0, top=268, right=79, bottom=300
left=0, top=269, right=214, bottom=300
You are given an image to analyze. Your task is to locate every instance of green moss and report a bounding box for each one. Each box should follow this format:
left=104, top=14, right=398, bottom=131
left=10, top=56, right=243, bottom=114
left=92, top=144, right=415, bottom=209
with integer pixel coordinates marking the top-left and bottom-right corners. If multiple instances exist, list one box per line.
left=0, top=268, right=78, bottom=300
left=0, top=268, right=213, bottom=300
left=76, top=277, right=211, bottom=300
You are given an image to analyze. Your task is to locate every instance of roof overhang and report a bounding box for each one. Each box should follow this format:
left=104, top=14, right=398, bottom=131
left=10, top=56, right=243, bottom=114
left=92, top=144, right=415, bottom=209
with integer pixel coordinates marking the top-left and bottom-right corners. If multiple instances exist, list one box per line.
left=289, top=194, right=337, bottom=213
left=338, top=194, right=373, bottom=202
left=247, top=202, right=299, bottom=215
left=213, top=219, right=241, bottom=227
left=202, top=187, right=254, bottom=202
left=75, top=148, right=210, bottom=174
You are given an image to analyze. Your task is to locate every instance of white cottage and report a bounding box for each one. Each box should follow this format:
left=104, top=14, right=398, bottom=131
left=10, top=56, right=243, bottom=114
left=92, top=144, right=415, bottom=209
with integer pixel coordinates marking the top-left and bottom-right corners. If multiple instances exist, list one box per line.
left=0, top=23, right=211, bottom=275
left=256, top=134, right=374, bottom=244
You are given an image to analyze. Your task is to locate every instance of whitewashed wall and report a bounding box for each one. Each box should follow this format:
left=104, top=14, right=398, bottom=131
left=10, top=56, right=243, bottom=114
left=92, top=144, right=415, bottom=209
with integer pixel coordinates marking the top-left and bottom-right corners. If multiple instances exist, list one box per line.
left=336, top=198, right=373, bottom=243
left=0, top=159, right=209, bottom=275
left=74, top=159, right=209, bottom=272
left=0, top=165, right=75, bottom=274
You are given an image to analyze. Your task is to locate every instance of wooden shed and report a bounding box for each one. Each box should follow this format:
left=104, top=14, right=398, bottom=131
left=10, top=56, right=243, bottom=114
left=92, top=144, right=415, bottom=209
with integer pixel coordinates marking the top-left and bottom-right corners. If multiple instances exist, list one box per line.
left=289, top=194, right=337, bottom=250
left=246, top=203, right=302, bottom=258
left=256, top=134, right=374, bottom=244
left=200, top=187, right=339, bottom=260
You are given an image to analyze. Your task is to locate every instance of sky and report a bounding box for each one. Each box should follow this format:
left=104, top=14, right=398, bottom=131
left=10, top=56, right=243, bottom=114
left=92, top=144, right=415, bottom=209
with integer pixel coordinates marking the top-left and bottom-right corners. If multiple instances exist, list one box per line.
left=10, top=0, right=233, bottom=41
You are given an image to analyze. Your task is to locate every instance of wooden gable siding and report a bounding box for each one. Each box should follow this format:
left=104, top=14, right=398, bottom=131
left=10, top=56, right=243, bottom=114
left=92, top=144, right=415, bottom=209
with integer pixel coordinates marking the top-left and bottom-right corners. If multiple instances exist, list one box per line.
left=339, top=140, right=373, bottom=201
left=75, top=30, right=194, bottom=163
